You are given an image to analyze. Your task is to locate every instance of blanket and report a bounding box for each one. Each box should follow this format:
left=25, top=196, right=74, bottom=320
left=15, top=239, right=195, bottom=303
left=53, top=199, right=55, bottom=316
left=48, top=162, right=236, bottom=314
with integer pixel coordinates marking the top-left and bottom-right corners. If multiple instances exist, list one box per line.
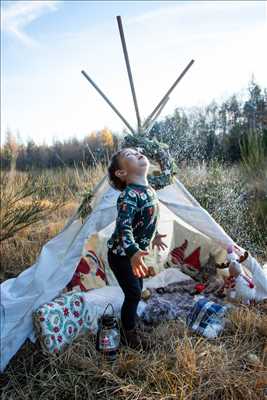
left=139, top=280, right=221, bottom=325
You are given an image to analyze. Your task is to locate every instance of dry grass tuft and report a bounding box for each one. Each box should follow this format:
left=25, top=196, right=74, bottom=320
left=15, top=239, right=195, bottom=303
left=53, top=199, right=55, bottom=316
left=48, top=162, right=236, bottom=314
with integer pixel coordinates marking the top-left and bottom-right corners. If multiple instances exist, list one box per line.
left=0, top=216, right=67, bottom=281
left=1, top=315, right=267, bottom=400
left=229, top=305, right=261, bottom=335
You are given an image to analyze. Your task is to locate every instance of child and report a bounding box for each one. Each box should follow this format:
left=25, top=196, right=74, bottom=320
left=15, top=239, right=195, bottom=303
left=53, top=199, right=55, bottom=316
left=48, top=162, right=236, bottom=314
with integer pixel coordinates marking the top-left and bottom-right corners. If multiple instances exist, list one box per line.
left=107, top=148, right=167, bottom=349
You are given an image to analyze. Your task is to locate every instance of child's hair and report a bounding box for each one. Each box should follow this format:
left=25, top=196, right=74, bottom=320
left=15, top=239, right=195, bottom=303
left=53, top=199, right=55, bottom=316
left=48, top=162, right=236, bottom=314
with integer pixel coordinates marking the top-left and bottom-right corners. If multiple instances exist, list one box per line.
left=108, top=150, right=127, bottom=191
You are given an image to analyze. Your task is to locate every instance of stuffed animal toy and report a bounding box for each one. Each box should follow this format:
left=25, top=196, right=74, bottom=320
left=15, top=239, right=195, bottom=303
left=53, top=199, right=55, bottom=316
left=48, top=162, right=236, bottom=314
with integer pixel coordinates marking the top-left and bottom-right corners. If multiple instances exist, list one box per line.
left=194, top=254, right=225, bottom=295
left=169, top=241, right=225, bottom=296
left=225, top=246, right=256, bottom=304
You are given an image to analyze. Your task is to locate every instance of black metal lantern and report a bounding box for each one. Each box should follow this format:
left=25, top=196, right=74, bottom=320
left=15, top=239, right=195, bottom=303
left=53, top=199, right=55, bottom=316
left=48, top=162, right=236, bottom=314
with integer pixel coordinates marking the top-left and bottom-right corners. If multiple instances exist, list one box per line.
left=96, top=304, right=120, bottom=361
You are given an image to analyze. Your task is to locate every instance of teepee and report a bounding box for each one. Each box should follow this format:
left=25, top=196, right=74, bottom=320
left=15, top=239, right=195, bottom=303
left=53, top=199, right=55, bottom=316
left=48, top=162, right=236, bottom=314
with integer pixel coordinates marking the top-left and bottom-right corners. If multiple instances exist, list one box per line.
left=1, top=171, right=236, bottom=371
left=2, top=16, right=264, bottom=372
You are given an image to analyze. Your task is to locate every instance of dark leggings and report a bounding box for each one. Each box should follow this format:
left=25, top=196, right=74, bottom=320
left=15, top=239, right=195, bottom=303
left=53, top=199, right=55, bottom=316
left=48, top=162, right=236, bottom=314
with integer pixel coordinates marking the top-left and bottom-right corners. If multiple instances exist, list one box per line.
left=107, top=249, right=143, bottom=330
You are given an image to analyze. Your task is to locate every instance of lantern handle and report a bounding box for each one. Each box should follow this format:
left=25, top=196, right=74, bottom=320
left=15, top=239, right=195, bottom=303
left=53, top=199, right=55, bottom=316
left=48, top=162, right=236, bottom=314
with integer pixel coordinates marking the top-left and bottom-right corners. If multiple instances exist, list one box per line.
left=102, top=303, right=115, bottom=318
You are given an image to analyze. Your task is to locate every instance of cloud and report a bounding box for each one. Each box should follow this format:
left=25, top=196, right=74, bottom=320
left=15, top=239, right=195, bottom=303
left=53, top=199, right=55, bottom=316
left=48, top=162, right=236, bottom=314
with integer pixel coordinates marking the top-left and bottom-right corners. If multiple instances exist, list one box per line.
left=1, top=0, right=60, bottom=46
left=2, top=1, right=266, bottom=143
left=127, top=1, right=261, bottom=25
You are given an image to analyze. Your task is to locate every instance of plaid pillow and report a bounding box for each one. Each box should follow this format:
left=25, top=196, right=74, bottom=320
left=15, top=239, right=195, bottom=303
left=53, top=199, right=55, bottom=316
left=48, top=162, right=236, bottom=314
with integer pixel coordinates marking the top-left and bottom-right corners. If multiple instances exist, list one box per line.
left=186, top=298, right=230, bottom=339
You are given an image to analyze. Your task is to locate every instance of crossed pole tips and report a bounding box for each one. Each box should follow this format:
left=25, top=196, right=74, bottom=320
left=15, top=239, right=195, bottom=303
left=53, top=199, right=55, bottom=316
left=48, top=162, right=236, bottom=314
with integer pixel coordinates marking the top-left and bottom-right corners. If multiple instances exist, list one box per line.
left=145, top=97, right=170, bottom=134
left=81, top=15, right=195, bottom=136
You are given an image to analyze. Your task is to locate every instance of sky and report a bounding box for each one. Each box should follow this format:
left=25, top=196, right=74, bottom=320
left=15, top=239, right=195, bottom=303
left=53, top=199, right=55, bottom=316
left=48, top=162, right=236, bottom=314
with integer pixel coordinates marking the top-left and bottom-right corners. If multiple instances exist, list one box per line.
left=1, top=0, right=267, bottom=145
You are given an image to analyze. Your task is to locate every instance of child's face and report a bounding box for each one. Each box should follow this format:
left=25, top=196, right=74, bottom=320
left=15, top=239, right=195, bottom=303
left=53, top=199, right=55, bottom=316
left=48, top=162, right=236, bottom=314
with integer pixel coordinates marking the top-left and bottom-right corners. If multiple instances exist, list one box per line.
left=117, top=148, right=150, bottom=179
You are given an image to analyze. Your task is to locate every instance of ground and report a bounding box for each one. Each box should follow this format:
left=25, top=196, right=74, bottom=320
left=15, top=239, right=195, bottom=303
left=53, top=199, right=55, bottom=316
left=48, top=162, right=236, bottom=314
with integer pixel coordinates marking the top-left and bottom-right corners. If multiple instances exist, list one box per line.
left=1, top=163, right=266, bottom=399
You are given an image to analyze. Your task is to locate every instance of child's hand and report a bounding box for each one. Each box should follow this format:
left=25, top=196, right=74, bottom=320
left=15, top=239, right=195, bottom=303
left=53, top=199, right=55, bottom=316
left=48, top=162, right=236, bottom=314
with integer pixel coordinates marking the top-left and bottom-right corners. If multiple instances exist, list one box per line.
left=152, top=233, right=167, bottom=252
left=130, top=250, right=149, bottom=278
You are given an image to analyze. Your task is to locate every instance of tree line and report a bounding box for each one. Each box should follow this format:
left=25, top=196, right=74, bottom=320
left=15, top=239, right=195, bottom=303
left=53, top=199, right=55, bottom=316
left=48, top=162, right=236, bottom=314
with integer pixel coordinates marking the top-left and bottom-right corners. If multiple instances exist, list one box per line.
left=1, top=79, right=266, bottom=171
left=1, top=128, right=119, bottom=171
left=150, top=79, right=267, bottom=163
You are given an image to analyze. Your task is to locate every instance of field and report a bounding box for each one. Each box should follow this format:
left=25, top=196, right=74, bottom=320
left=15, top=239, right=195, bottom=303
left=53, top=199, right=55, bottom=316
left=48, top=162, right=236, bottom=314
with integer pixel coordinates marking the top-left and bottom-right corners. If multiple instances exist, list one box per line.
left=1, top=162, right=267, bottom=399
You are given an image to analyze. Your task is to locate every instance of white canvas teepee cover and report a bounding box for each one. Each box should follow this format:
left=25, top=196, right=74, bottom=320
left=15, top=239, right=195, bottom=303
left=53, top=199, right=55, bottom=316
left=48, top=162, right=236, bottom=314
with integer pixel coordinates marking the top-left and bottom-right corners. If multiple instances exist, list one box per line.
left=0, top=177, right=235, bottom=371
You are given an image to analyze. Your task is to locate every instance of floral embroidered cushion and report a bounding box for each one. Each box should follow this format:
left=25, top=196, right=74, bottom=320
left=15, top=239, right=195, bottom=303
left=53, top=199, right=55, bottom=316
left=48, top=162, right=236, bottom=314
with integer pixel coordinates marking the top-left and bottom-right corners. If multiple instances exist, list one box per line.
left=33, top=292, right=93, bottom=354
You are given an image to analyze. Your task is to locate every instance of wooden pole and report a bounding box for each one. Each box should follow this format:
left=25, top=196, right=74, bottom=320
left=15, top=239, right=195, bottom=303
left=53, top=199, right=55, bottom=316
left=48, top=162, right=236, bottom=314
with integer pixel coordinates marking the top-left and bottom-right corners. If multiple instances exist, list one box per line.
left=143, top=59, right=195, bottom=129
left=116, top=16, right=141, bottom=131
left=145, top=97, right=170, bottom=134
left=81, top=70, right=135, bottom=134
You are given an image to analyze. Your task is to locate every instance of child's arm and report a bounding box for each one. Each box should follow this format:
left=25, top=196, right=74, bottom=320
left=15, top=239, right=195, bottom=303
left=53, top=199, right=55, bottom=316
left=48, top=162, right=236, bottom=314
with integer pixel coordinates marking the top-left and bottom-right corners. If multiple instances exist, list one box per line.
left=116, top=190, right=149, bottom=277
left=116, top=189, right=140, bottom=258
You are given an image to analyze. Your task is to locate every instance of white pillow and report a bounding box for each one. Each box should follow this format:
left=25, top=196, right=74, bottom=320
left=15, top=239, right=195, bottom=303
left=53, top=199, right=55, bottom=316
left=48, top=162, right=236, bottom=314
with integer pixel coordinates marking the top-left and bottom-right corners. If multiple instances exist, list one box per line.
left=143, top=267, right=193, bottom=290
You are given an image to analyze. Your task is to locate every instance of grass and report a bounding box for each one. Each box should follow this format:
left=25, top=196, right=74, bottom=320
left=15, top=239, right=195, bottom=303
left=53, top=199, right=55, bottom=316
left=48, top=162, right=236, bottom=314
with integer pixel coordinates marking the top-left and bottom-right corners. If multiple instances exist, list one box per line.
left=1, top=308, right=266, bottom=400
left=1, top=161, right=267, bottom=399
left=0, top=173, right=67, bottom=243
left=178, top=162, right=267, bottom=260
left=0, top=163, right=106, bottom=281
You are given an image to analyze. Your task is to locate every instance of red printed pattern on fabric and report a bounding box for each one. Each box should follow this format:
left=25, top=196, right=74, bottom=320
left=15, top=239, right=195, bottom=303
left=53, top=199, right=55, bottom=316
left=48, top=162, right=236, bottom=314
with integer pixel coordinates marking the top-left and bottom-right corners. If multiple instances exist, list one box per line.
left=66, top=250, right=106, bottom=292
left=171, top=240, right=201, bottom=270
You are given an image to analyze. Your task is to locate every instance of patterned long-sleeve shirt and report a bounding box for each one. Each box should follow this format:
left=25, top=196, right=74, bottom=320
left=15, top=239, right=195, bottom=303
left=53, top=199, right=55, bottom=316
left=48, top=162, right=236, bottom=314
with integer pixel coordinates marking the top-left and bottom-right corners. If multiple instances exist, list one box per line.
left=107, top=183, right=159, bottom=258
